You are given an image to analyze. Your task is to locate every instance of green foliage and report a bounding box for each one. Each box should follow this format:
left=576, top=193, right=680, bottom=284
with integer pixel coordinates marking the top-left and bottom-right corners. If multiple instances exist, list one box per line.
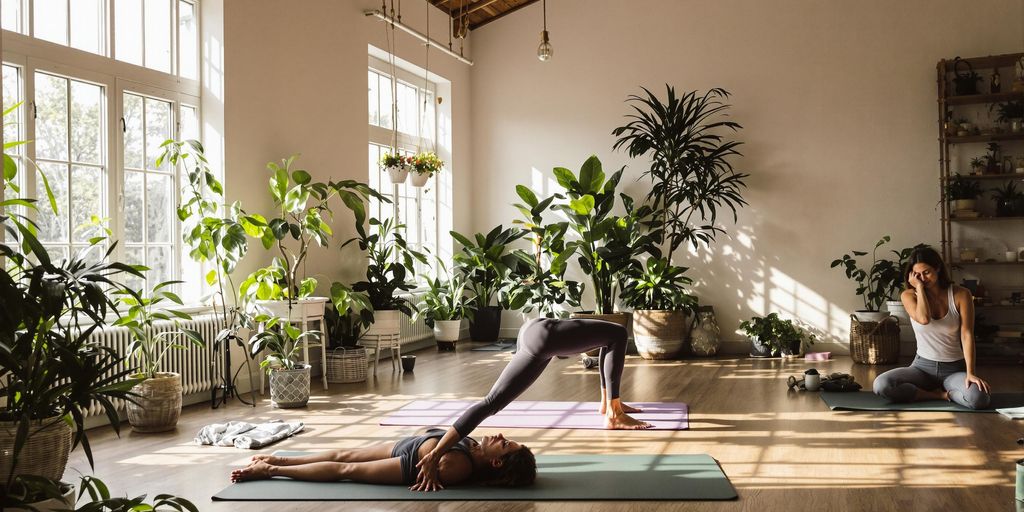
left=410, top=152, right=444, bottom=176
left=738, top=313, right=815, bottom=354
left=351, top=217, right=428, bottom=317
left=620, top=257, right=697, bottom=312
left=325, top=282, right=373, bottom=349
left=945, top=173, right=983, bottom=200
left=990, top=180, right=1023, bottom=202
left=414, top=259, right=474, bottom=327
left=612, top=85, right=749, bottom=258
left=3, top=475, right=199, bottom=511
left=113, top=281, right=205, bottom=380
left=248, top=315, right=321, bottom=373
left=380, top=152, right=405, bottom=168
left=991, top=100, right=1024, bottom=123
left=1, top=106, right=145, bottom=486
left=451, top=225, right=525, bottom=310
left=830, top=236, right=929, bottom=312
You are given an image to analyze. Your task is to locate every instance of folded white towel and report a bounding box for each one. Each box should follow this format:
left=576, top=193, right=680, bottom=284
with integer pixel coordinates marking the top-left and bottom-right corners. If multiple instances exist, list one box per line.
left=195, top=420, right=304, bottom=449
left=996, top=406, right=1024, bottom=419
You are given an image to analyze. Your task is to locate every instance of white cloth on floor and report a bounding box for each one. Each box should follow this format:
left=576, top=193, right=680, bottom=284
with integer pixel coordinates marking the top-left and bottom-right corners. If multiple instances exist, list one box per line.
left=194, top=420, right=304, bottom=449
left=996, top=406, right=1024, bottom=419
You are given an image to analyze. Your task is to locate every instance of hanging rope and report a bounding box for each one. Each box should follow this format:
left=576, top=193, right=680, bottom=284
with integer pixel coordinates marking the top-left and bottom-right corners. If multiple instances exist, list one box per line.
left=422, top=0, right=431, bottom=154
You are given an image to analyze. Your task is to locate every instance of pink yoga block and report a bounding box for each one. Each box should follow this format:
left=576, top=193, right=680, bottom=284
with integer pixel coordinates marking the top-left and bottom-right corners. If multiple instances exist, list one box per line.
left=805, top=352, right=831, bottom=361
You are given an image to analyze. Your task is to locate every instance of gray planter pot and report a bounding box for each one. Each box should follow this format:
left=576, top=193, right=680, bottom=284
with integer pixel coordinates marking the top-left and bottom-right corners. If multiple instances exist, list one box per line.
left=269, top=365, right=311, bottom=408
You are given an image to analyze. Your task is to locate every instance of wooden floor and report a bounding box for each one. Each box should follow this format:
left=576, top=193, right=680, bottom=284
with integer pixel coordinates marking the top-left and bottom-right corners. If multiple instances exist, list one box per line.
left=64, top=345, right=1024, bottom=511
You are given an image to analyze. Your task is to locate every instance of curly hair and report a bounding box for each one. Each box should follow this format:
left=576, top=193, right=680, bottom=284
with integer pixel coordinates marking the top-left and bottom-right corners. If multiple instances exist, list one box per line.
left=475, top=445, right=536, bottom=487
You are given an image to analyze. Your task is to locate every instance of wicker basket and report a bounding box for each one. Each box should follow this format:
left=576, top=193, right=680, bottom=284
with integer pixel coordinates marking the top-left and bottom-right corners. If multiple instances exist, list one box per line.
left=0, top=415, right=73, bottom=482
left=632, top=310, right=688, bottom=360
left=849, top=315, right=900, bottom=364
left=126, top=372, right=183, bottom=433
left=327, top=347, right=368, bottom=384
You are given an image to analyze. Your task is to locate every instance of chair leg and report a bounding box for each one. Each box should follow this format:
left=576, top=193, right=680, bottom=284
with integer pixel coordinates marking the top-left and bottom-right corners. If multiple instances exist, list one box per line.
left=373, top=336, right=380, bottom=376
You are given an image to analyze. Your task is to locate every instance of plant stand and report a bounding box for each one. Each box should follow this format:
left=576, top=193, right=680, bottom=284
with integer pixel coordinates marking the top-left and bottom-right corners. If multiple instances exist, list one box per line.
left=363, top=332, right=401, bottom=376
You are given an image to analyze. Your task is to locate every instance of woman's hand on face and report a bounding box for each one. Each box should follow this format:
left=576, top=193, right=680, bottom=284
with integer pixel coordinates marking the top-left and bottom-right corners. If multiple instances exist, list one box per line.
left=410, top=452, right=444, bottom=492
left=908, top=272, right=924, bottom=290
left=965, top=373, right=990, bottom=394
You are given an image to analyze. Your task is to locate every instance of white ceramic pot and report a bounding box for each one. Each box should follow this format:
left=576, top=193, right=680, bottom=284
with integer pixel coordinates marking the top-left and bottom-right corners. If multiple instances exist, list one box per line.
left=387, top=165, right=409, bottom=184
left=433, top=319, right=462, bottom=342
left=409, top=172, right=430, bottom=187
left=365, top=309, right=403, bottom=337
left=853, top=310, right=891, bottom=323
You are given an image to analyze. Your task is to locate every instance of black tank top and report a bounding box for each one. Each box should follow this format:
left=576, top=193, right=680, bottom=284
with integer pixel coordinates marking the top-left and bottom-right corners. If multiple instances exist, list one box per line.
left=390, top=428, right=476, bottom=484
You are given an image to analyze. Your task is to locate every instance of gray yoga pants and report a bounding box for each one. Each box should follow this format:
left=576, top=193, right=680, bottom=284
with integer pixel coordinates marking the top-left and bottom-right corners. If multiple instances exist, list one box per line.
left=452, top=318, right=628, bottom=436
left=872, top=355, right=991, bottom=409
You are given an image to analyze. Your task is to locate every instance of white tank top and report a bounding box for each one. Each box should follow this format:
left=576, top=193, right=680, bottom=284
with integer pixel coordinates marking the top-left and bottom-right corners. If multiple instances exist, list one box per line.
left=910, top=286, right=963, bottom=362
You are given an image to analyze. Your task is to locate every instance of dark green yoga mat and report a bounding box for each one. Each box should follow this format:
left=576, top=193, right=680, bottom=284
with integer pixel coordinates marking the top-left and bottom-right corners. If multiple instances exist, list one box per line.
left=820, top=391, right=1024, bottom=412
left=212, top=453, right=737, bottom=501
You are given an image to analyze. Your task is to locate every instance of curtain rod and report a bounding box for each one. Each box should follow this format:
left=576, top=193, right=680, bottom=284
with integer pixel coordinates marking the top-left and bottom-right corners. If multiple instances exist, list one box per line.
left=364, top=9, right=474, bottom=66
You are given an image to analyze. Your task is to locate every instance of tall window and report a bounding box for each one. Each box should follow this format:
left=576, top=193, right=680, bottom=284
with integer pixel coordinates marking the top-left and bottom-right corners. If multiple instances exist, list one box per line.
left=368, top=59, right=441, bottom=273
left=3, top=0, right=203, bottom=296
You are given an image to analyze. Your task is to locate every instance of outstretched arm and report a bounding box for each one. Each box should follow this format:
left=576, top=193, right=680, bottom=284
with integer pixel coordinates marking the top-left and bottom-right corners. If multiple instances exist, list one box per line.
left=957, top=288, right=990, bottom=393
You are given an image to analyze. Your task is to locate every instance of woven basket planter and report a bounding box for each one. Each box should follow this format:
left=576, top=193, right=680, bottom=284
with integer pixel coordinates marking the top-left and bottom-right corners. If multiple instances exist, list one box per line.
left=570, top=312, right=630, bottom=356
left=270, top=365, right=311, bottom=408
left=327, top=347, right=368, bottom=384
left=126, top=372, right=183, bottom=433
left=632, top=310, right=688, bottom=360
left=0, top=416, right=72, bottom=482
left=850, top=315, right=900, bottom=364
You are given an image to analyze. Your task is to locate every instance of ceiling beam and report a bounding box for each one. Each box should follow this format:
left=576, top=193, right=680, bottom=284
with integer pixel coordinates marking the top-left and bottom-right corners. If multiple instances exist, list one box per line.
left=469, top=0, right=541, bottom=30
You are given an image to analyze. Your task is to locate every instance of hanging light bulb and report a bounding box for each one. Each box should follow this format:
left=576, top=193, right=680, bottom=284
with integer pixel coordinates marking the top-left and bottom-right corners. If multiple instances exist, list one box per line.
left=537, top=0, right=552, bottom=61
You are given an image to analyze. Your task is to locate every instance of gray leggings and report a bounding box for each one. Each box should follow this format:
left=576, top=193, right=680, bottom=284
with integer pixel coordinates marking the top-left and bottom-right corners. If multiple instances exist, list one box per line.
left=872, top=355, right=991, bottom=409
left=452, top=318, right=628, bottom=437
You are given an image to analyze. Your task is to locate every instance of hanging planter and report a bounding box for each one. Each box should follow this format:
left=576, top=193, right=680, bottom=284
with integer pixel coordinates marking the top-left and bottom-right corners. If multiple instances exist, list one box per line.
left=381, top=152, right=409, bottom=184
left=409, top=152, right=443, bottom=188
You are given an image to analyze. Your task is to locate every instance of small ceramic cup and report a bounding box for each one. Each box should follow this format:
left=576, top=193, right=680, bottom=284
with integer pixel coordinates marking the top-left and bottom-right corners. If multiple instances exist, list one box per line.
left=804, top=369, right=821, bottom=391
left=401, top=355, right=416, bottom=372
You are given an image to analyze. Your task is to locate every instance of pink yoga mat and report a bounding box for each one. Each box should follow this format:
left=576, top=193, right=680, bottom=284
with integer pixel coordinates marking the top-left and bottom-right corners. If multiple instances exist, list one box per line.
left=380, top=400, right=688, bottom=430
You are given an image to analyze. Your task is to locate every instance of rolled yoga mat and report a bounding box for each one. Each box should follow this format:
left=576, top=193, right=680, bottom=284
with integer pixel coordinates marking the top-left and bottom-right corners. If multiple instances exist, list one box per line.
left=213, top=452, right=736, bottom=501
left=380, top=400, right=688, bottom=430
left=820, top=391, right=1024, bottom=412
left=470, top=341, right=517, bottom=352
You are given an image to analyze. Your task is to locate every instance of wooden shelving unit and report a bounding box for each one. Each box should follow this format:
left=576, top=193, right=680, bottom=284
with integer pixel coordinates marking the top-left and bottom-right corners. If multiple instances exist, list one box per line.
left=937, top=52, right=1024, bottom=366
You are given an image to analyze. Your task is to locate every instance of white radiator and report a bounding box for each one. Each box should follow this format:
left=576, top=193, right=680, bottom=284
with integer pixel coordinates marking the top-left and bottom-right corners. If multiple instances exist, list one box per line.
left=82, top=313, right=226, bottom=419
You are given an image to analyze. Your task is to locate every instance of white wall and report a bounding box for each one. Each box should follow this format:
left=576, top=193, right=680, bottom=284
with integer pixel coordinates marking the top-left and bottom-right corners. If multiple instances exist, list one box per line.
left=223, top=0, right=472, bottom=288
left=468, top=0, right=1024, bottom=351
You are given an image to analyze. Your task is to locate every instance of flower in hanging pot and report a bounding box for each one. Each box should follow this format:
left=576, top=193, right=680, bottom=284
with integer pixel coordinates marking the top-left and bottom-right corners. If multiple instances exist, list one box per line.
left=409, top=152, right=444, bottom=187
left=381, top=151, right=409, bottom=184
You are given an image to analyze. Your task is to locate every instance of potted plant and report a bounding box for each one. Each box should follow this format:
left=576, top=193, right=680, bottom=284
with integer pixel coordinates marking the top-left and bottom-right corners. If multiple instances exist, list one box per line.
left=381, top=151, right=409, bottom=184
left=248, top=315, right=321, bottom=408
left=739, top=313, right=815, bottom=358
left=113, top=280, right=205, bottom=433
left=323, top=283, right=373, bottom=384
left=0, top=127, right=143, bottom=492
left=990, top=181, right=1024, bottom=217
left=992, top=100, right=1024, bottom=133
left=620, top=257, right=698, bottom=359
left=551, top=155, right=656, bottom=328
left=414, top=260, right=474, bottom=351
left=970, top=157, right=987, bottom=175
left=946, top=173, right=983, bottom=212
left=831, top=236, right=926, bottom=322
left=612, top=85, right=749, bottom=266
left=409, top=151, right=443, bottom=187
left=3, top=475, right=196, bottom=512
left=451, top=225, right=525, bottom=341
left=351, top=217, right=428, bottom=338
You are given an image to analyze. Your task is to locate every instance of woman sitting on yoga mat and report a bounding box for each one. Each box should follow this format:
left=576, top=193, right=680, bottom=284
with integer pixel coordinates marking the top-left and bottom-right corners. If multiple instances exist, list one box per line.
left=408, top=317, right=651, bottom=491
left=230, top=427, right=536, bottom=489
left=872, top=247, right=991, bottom=409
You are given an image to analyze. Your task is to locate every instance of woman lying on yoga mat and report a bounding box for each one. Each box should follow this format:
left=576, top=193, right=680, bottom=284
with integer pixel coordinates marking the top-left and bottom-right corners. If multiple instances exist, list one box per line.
left=872, top=247, right=992, bottom=409
left=229, top=427, right=536, bottom=489
left=409, top=317, right=651, bottom=491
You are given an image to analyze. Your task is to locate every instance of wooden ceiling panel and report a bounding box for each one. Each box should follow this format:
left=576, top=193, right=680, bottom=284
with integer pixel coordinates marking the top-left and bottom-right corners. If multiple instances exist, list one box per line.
left=428, top=0, right=540, bottom=31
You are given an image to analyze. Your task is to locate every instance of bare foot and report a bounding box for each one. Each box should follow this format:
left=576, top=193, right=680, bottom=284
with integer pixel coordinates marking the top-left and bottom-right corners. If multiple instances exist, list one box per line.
left=231, top=461, right=274, bottom=482
left=599, top=398, right=642, bottom=415
left=604, top=413, right=653, bottom=430
left=620, top=403, right=643, bottom=414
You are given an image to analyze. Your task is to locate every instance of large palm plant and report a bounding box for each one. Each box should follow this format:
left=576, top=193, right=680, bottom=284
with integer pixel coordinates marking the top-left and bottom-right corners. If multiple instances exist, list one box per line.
left=612, top=85, right=750, bottom=260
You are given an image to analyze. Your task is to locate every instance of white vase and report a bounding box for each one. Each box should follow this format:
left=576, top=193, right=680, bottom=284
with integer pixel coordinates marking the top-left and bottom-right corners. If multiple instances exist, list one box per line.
left=409, top=172, right=430, bottom=187
left=366, top=309, right=402, bottom=337
left=255, top=297, right=329, bottom=322
left=433, top=319, right=462, bottom=342
left=387, top=165, right=409, bottom=184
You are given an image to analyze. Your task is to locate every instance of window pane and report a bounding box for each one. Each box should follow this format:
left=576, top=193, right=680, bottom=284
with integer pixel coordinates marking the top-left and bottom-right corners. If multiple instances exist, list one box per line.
left=145, top=0, right=172, bottom=73
left=124, top=246, right=144, bottom=291
left=71, top=165, right=102, bottom=242
left=34, top=0, right=67, bottom=45
left=36, top=161, right=69, bottom=243
left=123, top=93, right=144, bottom=168
left=397, top=82, right=417, bottom=135
left=3, top=65, right=21, bottom=156
left=181, top=105, right=199, bottom=141
left=123, top=170, right=144, bottom=243
left=378, top=74, right=392, bottom=129
left=146, top=173, right=172, bottom=243
left=147, top=245, right=172, bottom=284
left=69, top=80, right=103, bottom=165
left=368, top=70, right=379, bottom=126
left=145, top=97, right=171, bottom=171
left=35, top=73, right=69, bottom=161
left=43, top=245, right=69, bottom=264
left=2, top=0, right=24, bottom=33
left=422, top=91, right=435, bottom=142
left=115, top=0, right=143, bottom=65
left=179, top=1, right=198, bottom=79
left=69, top=0, right=104, bottom=55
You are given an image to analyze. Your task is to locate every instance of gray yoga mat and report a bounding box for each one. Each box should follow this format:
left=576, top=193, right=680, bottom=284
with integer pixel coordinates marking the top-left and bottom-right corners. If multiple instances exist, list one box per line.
left=212, top=452, right=737, bottom=501
left=820, top=391, right=1024, bottom=412
left=471, top=341, right=516, bottom=352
